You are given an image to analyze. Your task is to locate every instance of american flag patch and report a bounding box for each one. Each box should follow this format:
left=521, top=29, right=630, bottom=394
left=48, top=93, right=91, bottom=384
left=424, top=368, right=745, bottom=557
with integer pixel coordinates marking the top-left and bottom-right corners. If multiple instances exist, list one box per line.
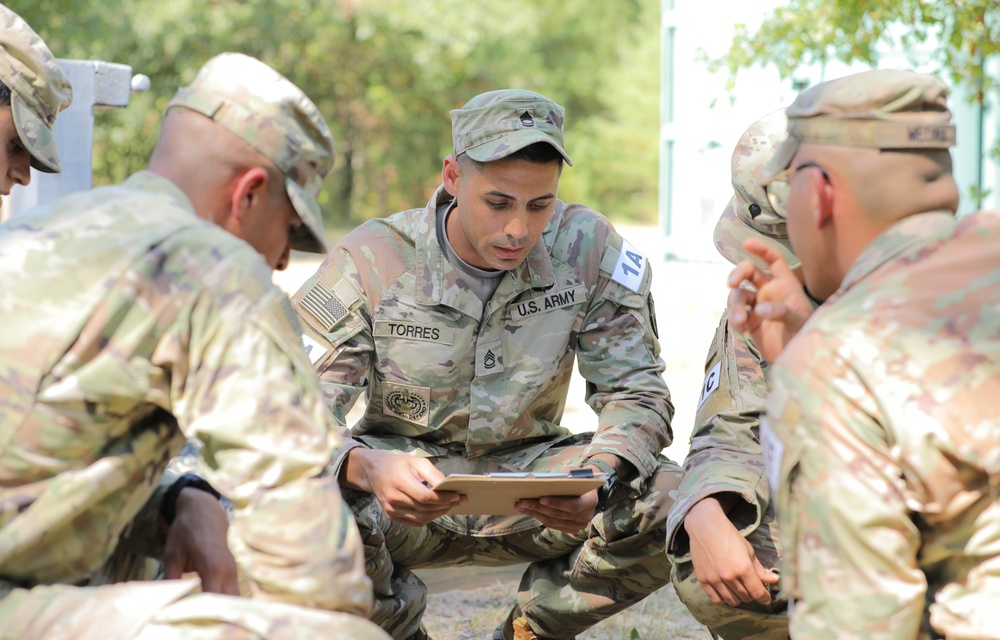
left=300, top=283, right=349, bottom=332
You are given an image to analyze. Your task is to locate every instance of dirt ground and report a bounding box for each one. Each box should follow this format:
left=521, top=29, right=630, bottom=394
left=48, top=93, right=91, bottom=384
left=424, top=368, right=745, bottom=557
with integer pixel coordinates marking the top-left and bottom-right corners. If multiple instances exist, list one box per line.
left=274, top=224, right=730, bottom=639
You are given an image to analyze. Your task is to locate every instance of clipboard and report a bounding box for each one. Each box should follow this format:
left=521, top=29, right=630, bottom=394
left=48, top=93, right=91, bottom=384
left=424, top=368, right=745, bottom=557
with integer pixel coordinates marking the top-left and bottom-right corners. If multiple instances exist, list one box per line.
left=432, top=470, right=606, bottom=515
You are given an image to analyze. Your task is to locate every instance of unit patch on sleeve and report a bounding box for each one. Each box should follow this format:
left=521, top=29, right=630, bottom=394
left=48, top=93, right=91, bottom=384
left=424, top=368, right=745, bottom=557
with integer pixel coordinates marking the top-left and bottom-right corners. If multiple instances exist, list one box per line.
left=301, top=333, right=329, bottom=365
left=511, top=284, right=586, bottom=320
left=696, top=361, right=722, bottom=410
left=382, top=382, right=431, bottom=426
left=760, top=416, right=785, bottom=497
left=611, top=238, right=648, bottom=293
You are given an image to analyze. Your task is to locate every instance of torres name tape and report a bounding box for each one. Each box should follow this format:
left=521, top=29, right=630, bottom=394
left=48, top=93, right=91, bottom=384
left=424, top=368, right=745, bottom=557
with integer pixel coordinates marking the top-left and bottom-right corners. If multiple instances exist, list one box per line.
left=375, top=321, right=454, bottom=344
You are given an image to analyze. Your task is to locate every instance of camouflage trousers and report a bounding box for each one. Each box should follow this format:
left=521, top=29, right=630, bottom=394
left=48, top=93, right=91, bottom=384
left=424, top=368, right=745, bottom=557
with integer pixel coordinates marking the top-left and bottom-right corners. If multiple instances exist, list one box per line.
left=670, top=500, right=789, bottom=640
left=347, top=434, right=683, bottom=640
left=0, top=577, right=390, bottom=639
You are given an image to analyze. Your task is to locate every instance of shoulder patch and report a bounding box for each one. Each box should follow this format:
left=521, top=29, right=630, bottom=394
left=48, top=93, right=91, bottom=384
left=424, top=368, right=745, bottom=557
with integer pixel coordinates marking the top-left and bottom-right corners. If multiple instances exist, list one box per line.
left=610, top=238, right=648, bottom=293
left=301, top=333, right=328, bottom=365
left=299, top=278, right=361, bottom=333
left=760, top=416, right=785, bottom=497
left=696, top=361, right=722, bottom=410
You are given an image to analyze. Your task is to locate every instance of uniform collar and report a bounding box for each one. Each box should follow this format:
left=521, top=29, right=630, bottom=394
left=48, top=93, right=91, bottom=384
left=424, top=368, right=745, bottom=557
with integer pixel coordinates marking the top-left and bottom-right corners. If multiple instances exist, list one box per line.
left=123, top=170, right=198, bottom=215
left=839, top=210, right=956, bottom=292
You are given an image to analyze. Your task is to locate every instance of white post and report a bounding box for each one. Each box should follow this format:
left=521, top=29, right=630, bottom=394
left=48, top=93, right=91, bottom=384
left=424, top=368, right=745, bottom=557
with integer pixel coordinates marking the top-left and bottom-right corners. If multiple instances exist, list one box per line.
left=3, top=59, right=138, bottom=219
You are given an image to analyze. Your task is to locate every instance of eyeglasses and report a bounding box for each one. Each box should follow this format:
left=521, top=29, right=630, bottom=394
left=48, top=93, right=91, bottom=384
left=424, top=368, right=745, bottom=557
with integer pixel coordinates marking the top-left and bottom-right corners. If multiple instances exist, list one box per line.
left=763, top=161, right=831, bottom=217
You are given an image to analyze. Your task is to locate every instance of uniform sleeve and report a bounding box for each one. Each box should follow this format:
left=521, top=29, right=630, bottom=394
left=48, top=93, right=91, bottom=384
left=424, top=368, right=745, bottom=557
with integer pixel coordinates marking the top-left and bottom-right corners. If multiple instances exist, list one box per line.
left=575, top=233, right=673, bottom=485
left=168, top=258, right=372, bottom=616
left=767, top=333, right=925, bottom=640
left=289, top=246, right=374, bottom=479
left=666, top=311, right=770, bottom=560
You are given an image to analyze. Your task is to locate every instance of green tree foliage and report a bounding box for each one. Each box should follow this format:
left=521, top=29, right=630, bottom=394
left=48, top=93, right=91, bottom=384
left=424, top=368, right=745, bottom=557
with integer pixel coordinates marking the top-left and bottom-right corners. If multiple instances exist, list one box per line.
left=714, top=0, right=999, bottom=102
left=16, top=0, right=661, bottom=225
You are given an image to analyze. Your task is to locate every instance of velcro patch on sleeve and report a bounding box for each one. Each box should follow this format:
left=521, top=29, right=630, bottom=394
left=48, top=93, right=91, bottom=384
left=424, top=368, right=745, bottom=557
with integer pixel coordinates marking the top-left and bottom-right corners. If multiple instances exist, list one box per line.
left=696, top=361, right=722, bottom=410
left=611, top=238, right=648, bottom=293
left=299, top=282, right=351, bottom=332
left=760, top=416, right=785, bottom=497
left=301, top=333, right=329, bottom=365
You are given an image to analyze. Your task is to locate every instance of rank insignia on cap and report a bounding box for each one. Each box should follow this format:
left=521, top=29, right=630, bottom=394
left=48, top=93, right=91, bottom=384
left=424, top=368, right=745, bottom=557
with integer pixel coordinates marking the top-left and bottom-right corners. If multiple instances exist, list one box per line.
left=519, top=111, right=535, bottom=127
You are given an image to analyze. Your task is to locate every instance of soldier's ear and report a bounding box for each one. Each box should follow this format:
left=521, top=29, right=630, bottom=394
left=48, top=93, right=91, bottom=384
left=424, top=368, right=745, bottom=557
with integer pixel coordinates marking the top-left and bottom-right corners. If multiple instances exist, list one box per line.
left=229, top=167, right=269, bottom=226
left=442, top=154, right=461, bottom=197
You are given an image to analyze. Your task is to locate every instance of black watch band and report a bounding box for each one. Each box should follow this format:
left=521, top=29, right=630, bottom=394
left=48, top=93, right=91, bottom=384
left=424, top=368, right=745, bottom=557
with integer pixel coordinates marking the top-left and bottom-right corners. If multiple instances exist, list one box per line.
left=161, top=473, right=221, bottom=526
left=582, top=459, right=618, bottom=512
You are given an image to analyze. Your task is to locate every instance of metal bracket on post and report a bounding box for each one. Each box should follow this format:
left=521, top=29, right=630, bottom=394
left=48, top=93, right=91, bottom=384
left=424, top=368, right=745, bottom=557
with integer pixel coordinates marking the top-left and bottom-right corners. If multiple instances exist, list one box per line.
left=4, top=59, right=143, bottom=219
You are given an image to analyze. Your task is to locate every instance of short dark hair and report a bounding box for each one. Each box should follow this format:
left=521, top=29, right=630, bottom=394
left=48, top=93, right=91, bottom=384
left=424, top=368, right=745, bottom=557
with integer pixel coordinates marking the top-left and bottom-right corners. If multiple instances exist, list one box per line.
left=457, top=141, right=564, bottom=174
left=0, top=82, right=11, bottom=107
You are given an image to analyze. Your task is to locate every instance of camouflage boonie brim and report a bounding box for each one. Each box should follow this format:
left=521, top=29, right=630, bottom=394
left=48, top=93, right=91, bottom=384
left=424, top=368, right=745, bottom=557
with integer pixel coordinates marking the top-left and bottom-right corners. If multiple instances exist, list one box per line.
left=714, top=109, right=799, bottom=271
left=167, top=52, right=335, bottom=254
left=767, top=69, right=955, bottom=178
left=715, top=195, right=799, bottom=271
left=0, top=5, right=73, bottom=173
left=451, top=89, right=572, bottom=166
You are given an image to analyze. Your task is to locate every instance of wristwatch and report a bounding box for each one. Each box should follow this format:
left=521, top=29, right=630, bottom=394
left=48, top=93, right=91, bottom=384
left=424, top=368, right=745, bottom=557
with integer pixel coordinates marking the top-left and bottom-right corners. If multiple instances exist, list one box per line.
left=584, top=459, right=618, bottom=513
left=161, top=473, right=222, bottom=526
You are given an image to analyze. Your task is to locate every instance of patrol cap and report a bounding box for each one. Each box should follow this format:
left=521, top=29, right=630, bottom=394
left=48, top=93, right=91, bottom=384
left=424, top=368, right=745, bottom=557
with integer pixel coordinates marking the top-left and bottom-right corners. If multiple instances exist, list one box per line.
left=0, top=5, right=73, bottom=173
left=451, top=89, right=572, bottom=166
left=766, top=69, right=955, bottom=178
left=715, top=109, right=799, bottom=270
left=166, top=52, right=335, bottom=254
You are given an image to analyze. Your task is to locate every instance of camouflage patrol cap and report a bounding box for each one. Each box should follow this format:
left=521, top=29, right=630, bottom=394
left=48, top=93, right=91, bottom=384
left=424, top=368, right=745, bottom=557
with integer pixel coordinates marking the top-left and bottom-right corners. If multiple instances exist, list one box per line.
left=766, top=69, right=955, bottom=178
left=166, top=52, right=335, bottom=254
left=715, top=110, right=799, bottom=270
left=451, top=89, right=572, bottom=166
left=0, top=5, right=73, bottom=173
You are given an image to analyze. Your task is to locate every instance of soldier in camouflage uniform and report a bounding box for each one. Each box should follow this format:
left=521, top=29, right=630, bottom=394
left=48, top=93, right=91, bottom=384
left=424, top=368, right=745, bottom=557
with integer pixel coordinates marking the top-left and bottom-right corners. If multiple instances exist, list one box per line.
left=0, top=52, right=388, bottom=639
left=292, top=89, right=682, bottom=640
left=733, top=69, right=1000, bottom=638
left=667, top=111, right=799, bottom=640
left=0, top=4, right=72, bottom=190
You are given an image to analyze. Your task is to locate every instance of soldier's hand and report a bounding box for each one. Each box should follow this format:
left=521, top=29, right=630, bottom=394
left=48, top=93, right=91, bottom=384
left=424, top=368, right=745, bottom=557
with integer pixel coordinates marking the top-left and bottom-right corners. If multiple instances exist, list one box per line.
left=515, top=490, right=597, bottom=534
left=728, top=238, right=813, bottom=363
left=343, top=448, right=466, bottom=526
left=684, top=496, right=779, bottom=607
left=163, top=487, right=240, bottom=595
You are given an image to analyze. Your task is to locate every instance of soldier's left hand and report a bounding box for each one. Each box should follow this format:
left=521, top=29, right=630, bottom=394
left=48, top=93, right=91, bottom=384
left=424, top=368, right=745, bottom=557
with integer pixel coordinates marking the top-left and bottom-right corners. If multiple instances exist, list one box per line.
left=163, top=487, right=240, bottom=595
left=515, top=490, right=597, bottom=534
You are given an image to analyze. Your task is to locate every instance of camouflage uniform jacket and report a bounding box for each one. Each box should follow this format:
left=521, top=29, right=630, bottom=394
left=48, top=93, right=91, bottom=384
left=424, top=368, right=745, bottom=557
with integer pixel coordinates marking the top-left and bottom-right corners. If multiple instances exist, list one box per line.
left=665, top=310, right=771, bottom=560
left=766, top=210, right=1000, bottom=639
left=294, top=185, right=672, bottom=490
left=0, top=172, right=370, bottom=615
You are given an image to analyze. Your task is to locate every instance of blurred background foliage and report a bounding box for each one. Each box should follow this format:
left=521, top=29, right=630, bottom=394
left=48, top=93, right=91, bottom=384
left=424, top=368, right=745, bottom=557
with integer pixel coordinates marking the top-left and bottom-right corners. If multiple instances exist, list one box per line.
left=16, top=0, right=661, bottom=226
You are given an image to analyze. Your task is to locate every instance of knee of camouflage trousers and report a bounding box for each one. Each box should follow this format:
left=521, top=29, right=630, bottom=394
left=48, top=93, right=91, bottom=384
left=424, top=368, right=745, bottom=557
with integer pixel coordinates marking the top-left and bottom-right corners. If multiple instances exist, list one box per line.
left=347, top=460, right=683, bottom=640
left=0, top=579, right=392, bottom=640
left=517, top=459, right=682, bottom=639
left=671, top=559, right=789, bottom=640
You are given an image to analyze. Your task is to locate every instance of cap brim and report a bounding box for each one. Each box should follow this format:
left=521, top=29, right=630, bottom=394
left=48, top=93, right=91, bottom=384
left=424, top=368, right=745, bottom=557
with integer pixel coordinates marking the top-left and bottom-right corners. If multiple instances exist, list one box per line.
left=12, top=95, right=61, bottom=173
left=714, top=194, right=800, bottom=272
left=286, top=178, right=330, bottom=255
left=763, top=134, right=799, bottom=180
left=465, top=129, right=573, bottom=167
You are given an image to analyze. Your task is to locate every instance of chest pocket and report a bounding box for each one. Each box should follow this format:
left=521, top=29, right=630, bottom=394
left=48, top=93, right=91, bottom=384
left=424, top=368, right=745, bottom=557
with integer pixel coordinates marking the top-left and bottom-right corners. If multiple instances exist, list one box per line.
left=503, top=284, right=587, bottom=368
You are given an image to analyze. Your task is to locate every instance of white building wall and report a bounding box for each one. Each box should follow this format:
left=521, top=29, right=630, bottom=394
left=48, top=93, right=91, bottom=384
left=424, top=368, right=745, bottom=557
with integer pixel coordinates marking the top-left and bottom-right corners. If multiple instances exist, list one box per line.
left=660, top=1, right=1000, bottom=260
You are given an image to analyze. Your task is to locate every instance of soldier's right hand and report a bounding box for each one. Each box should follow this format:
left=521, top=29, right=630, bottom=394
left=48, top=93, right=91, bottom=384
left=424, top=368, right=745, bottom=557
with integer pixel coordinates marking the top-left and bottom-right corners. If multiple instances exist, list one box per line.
left=684, top=496, right=779, bottom=607
left=727, top=238, right=813, bottom=363
left=342, top=448, right=466, bottom=526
